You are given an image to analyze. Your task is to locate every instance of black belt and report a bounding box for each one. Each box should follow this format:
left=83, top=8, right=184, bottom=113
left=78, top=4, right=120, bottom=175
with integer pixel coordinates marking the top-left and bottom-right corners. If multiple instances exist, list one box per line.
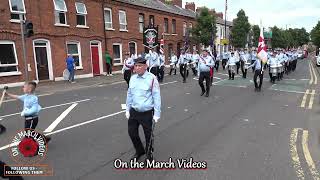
left=25, top=116, right=38, bottom=120
left=131, top=108, right=153, bottom=115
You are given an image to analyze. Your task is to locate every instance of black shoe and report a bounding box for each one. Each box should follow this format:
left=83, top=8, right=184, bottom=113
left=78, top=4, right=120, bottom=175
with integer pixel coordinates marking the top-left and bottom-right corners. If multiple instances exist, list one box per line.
left=45, top=136, right=51, bottom=143
left=200, top=91, right=205, bottom=96
left=0, top=124, right=6, bottom=134
left=205, top=93, right=209, bottom=97
left=131, top=152, right=145, bottom=161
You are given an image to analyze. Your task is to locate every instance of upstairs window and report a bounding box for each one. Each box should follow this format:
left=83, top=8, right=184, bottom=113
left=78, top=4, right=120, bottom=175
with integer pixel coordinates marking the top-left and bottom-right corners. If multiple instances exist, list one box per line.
left=9, top=0, right=26, bottom=21
left=164, top=18, right=168, bottom=33
left=139, top=13, right=144, bottom=33
left=183, top=22, right=187, bottom=36
left=53, top=0, right=67, bottom=25
left=172, top=19, right=176, bottom=34
left=149, top=15, right=154, bottom=26
left=104, top=8, right=113, bottom=29
left=119, top=10, right=127, bottom=31
left=189, top=23, right=193, bottom=37
left=75, top=2, right=87, bottom=27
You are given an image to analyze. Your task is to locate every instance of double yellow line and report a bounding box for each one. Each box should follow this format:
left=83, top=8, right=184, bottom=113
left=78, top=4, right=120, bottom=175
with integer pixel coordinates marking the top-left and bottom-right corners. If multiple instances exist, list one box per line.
left=290, top=128, right=320, bottom=180
left=301, top=89, right=316, bottom=109
left=309, top=62, right=318, bottom=85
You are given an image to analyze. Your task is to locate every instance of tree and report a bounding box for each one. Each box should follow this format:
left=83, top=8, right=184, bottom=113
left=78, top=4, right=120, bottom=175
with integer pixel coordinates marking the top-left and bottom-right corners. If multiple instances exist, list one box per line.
left=251, top=25, right=260, bottom=47
left=230, top=9, right=251, bottom=48
left=192, top=7, right=217, bottom=47
left=270, top=26, right=285, bottom=48
left=311, top=21, right=320, bottom=48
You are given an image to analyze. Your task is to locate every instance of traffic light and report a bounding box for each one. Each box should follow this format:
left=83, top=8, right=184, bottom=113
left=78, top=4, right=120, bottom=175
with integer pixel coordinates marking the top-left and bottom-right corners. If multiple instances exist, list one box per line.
left=24, top=21, right=34, bottom=37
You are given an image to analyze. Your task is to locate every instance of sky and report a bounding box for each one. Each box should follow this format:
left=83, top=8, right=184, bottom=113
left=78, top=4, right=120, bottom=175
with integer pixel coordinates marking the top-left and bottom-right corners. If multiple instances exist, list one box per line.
left=182, top=0, right=320, bottom=32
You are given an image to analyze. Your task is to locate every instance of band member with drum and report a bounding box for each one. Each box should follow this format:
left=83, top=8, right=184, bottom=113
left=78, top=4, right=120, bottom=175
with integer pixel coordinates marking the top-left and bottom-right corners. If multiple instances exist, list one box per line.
left=222, top=51, right=229, bottom=70
left=145, top=48, right=159, bottom=77
left=240, top=50, right=250, bottom=78
left=191, top=50, right=200, bottom=76
left=122, top=52, right=134, bottom=87
left=267, top=52, right=278, bottom=84
left=169, top=52, right=178, bottom=75
left=225, top=52, right=237, bottom=80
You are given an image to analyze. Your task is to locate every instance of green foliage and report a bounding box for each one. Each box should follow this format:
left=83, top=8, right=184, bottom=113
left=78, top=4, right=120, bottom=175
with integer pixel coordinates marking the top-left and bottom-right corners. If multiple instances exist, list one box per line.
left=271, top=26, right=309, bottom=49
left=251, top=25, right=260, bottom=47
left=192, top=7, right=217, bottom=47
left=311, top=21, right=320, bottom=47
left=230, top=9, right=251, bottom=48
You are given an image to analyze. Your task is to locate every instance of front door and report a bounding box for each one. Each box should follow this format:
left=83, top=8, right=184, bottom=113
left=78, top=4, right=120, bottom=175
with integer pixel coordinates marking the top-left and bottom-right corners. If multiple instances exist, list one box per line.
left=91, top=45, right=100, bottom=75
left=34, top=42, right=49, bottom=80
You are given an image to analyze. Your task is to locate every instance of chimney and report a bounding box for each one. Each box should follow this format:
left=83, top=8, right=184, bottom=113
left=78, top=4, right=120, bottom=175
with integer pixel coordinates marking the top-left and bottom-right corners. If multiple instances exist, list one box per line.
left=185, top=2, right=195, bottom=12
left=216, top=12, right=223, bottom=19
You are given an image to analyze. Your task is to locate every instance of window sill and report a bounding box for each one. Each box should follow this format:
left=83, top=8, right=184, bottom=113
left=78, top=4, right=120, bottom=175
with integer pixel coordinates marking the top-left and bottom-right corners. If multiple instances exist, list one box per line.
left=172, top=34, right=178, bottom=36
left=0, top=71, right=22, bottom=77
left=10, top=19, right=23, bottom=23
left=76, top=66, right=83, bottom=70
left=113, top=63, right=123, bottom=66
left=162, top=33, right=170, bottom=35
left=105, top=28, right=115, bottom=31
left=54, top=24, right=70, bottom=27
left=119, top=29, right=128, bottom=32
left=76, top=25, right=89, bottom=29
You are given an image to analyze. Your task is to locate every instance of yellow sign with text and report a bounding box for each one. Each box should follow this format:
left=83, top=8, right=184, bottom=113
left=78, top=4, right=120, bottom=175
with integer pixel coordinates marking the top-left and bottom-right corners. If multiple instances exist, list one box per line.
left=221, top=39, right=229, bottom=45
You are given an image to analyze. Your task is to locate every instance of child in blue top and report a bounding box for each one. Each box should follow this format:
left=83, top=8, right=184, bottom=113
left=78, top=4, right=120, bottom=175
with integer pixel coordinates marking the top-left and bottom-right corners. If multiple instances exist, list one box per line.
left=6, top=82, right=51, bottom=142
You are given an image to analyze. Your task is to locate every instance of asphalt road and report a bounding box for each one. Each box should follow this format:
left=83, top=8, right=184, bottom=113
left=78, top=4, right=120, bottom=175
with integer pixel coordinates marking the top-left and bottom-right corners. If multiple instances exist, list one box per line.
left=1, top=58, right=320, bottom=180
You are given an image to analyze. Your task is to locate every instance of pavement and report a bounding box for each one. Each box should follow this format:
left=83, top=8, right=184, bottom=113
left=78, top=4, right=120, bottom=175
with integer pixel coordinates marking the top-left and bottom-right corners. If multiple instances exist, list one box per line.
left=0, top=57, right=320, bottom=180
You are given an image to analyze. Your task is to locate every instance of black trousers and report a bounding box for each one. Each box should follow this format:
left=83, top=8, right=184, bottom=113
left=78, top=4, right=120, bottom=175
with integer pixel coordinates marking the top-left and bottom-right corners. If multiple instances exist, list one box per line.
left=199, top=71, right=211, bottom=94
left=215, top=61, right=219, bottom=71
left=254, top=69, right=263, bottom=89
left=240, top=61, right=247, bottom=78
left=150, top=67, right=158, bottom=78
left=236, top=62, right=240, bottom=74
left=169, top=65, right=177, bottom=75
left=25, top=117, right=39, bottom=130
left=128, top=109, right=154, bottom=156
left=180, top=64, right=187, bottom=82
left=292, top=60, right=297, bottom=71
left=222, top=59, right=227, bottom=70
left=124, top=70, right=131, bottom=87
left=106, top=63, right=112, bottom=74
left=228, top=70, right=235, bottom=80
left=251, top=60, right=256, bottom=72
left=158, top=66, right=164, bottom=82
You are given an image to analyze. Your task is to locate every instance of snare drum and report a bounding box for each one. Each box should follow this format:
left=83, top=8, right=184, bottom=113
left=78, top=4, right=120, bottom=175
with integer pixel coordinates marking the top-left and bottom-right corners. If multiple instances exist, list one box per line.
left=244, top=63, right=251, bottom=69
left=229, top=64, right=236, bottom=72
left=270, top=66, right=278, bottom=74
left=276, top=64, right=282, bottom=73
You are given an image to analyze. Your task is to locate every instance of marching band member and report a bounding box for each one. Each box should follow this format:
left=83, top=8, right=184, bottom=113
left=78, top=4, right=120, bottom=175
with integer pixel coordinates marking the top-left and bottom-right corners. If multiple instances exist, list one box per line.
left=222, top=51, right=229, bottom=70
left=235, top=50, right=241, bottom=74
left=251, top=49, right=257, bottom=72
left=225, top=52, right=237, bottom=80
left=145, top=48, right=160, bottom=77
left=191, top=50, right=200, bottom=76
left=267, top=52, right=278, bottom=84
left=158, top=53, right=165, bottom=83
left=122, top=52, right=134, bottom=87
left=178, top=50, right=188, bottom=83
left=169, top=52, right=178, bottom=75
left=247, top=57, right=264, bottom=92
left=198, top=49, right=214, bottom=97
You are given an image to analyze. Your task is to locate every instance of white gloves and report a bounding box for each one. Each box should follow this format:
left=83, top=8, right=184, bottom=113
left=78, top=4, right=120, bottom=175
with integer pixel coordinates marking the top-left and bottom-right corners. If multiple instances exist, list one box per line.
left=153, top=116, right=160, bottom=123
left=20, top=111, right=25, bottom=117
left=125, top=111, right=130, bottom=119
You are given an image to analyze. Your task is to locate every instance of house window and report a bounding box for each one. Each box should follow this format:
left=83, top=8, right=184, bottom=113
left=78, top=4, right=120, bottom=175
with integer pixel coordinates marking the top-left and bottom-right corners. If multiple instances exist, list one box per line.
left=66, top=42, right=82, bottom=69
left=104, top=8, right=112, bottom=29
left=119, top=10, right=127, bottom=31
left=75, top=2, right=87, bottom=27
left=8, top=0, right=26, bottom=21
left=149, top=15, right=154, bottom=26
left=172, top=19, right=176, bottom=34
left=129, top=42, right=137, bottom=56
left=183, top=22, right=187, bottom=36
left=139, top=13, right=144, bottom=33
left=164, top=18, right=168, bottom=33
left=53, top=0, right=67, bottom=25
left=112, top=44, right=122, bottom=65
left=0, top=41, right=19, bottom=74
left=189, top=23, right=193, bottom=37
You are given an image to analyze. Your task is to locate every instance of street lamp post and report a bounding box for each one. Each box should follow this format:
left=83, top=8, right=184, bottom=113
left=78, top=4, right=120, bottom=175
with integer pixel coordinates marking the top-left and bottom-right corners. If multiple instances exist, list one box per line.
left=19, top=13, right=29, bottom=82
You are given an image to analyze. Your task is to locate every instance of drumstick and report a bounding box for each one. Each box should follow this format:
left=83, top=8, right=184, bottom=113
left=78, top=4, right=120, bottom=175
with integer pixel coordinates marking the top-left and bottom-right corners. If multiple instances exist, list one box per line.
left=0, top=86, right=8, bottom=109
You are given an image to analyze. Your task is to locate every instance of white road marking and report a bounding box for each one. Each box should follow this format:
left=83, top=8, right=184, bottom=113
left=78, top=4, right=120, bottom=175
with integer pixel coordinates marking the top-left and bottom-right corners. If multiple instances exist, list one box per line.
left=290, top=128, right=305, bottom=180
left=301, top=89, right=309, bottom=108
left=302, top=130, right=320, bottom=180
left=160, top=81, right=178, bottom=85
left=43, top=103, right=78, bottom=133
left=0, top=99, right=90, bottom=120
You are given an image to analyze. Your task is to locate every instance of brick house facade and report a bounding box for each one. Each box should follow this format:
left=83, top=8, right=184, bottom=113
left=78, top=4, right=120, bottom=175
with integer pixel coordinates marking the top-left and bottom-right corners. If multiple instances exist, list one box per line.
left=0, top=0, right=231, bottom=87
